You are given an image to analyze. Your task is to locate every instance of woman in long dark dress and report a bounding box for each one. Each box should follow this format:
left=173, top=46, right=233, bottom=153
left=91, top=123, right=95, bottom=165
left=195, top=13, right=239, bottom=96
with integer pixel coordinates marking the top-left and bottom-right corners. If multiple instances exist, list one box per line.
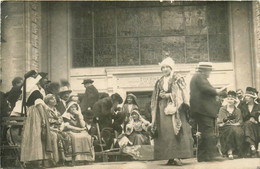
left=217, top=91, right=244, bottom=159
left=151, top=57, right=193, bottom=166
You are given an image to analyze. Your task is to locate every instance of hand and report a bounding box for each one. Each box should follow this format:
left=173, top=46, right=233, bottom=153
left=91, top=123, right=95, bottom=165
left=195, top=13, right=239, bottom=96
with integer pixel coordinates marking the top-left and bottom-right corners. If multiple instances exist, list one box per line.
left=249, top=117, right=257, bottom=124
left=195, top=132, right=202, bottom=138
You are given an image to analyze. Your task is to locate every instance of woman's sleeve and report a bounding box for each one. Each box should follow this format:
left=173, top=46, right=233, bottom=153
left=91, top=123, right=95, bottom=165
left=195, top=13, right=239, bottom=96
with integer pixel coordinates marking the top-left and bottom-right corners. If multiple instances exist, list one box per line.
left=236, top=108, right=243, bottom=124
left=151, top=80, right=159, bottom=124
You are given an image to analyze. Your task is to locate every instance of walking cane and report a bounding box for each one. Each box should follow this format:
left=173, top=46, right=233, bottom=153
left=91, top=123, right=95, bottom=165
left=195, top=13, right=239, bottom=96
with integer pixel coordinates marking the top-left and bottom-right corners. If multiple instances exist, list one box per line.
left=196, top=124, right=199, bottom=160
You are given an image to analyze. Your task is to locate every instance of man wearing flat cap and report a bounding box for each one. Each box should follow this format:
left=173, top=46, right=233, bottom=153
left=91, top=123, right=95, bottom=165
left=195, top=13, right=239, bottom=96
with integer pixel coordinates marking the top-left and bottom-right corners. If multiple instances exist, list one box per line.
left=238, top=87, right=260, bottom=157
left=190, top=62, right=226, bottom=162
left=80, top=79, right=99, bottom=113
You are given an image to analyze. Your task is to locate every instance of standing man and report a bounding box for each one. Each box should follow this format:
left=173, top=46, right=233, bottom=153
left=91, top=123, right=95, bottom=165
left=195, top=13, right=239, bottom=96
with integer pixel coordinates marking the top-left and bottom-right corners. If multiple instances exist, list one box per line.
left=190, top=62, right=224, bottom=162
left=80, top=79, right=99, bottom=112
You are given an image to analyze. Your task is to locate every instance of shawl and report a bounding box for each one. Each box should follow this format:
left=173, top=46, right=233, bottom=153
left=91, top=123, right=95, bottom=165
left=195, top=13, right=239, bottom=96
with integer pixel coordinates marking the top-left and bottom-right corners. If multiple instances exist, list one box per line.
left=125, top=110, right=150, bottom=135
left=151, top=73, right=189, bottom=135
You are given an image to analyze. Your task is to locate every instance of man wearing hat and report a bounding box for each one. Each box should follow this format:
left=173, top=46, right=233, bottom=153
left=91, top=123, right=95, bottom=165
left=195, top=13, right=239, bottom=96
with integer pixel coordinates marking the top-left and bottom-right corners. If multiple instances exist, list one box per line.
left=238, top=87, right=260, bottom=157
left=56, top=86, right=72, bottom=114
left=190, top=62, right=226, bottom=162
left=80, top=79, right=99, bottom=112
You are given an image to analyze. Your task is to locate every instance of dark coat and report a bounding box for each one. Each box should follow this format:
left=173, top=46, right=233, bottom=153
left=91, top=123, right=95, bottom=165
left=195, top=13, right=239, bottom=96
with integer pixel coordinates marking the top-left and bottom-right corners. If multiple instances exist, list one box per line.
left=190, top=72, right=218, bottom=118
left=93, top=97, right=125, bottom=132
left=6, top=86, right=22, bottom=110
left=80, top=85, right=99, bottom=112
left=56, top=99, right=66, bottom=115
left=238, top=101, right=260, bottom=122
left=0, top=91, right=11, bottom=118
left=92, top=97, right=114, bottom=130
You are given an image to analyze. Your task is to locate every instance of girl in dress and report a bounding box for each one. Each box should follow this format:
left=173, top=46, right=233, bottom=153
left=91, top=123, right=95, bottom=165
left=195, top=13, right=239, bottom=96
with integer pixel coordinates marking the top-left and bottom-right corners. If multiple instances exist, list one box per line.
left=125, top=109, right=150, bottom=145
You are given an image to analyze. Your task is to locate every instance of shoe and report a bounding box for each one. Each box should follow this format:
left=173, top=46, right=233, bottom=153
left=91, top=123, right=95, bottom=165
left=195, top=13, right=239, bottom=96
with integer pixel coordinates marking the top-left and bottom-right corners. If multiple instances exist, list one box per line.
left=166, top=159, right=174, bottom=165
left=228, top=154, right=234, bottom=160
left=173, top=158, right=182, bottom=166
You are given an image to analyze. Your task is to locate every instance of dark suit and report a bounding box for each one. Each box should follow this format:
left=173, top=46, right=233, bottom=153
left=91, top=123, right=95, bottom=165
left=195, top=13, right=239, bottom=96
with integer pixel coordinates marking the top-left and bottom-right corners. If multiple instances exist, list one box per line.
left=189, top=72, right=219, bottom=161
left=80, top=85, right=99, bottom=112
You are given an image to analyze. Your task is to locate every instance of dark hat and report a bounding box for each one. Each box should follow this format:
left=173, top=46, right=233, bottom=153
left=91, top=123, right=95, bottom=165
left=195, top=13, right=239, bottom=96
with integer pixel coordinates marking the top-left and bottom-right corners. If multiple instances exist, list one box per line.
left=58, top=86, right=72, bottom=94
left=38, top=72, right=48, bottom=79
left=227, top=90, right=236, bottom=98
left=82, top=79, right=94, bottom=84
left=111, top=93, right=123, bottom=104
left=197, top=62, right=213, bottom=71
left=219, top=90, right=227, bottom=98
left=245, top=87, right=258, bottom=98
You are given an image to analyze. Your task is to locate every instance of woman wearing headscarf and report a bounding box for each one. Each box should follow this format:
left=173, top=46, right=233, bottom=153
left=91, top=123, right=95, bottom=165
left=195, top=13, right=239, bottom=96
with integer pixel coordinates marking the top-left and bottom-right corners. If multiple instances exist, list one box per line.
left=122, top=93, right=139, bottom=128
left=20, top=73, right=53, bottom=168
left=44, top=94, right=73, bottom=165
left=217, top=91, right=244, bottom=159
left=125, top=109, right=150, bottom=145
left=62, top=101, right=94, bottom=163
left=151, top=57, right=193, bottom=166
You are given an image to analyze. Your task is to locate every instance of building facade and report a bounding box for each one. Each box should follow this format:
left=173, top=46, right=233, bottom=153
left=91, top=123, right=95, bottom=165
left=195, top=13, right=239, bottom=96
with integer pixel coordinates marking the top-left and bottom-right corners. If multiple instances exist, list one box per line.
left=1, top=1, right=260, bottom=111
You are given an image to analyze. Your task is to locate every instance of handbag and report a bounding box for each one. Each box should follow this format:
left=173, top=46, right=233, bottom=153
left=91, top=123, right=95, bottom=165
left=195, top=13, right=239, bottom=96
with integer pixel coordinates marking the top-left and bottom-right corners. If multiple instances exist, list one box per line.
left=164, top=94, right=177, bottom=115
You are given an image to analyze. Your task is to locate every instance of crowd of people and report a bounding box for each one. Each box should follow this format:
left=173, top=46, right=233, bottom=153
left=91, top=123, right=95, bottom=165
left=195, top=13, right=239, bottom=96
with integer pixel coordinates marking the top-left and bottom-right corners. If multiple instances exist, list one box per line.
left=0, top=57, right=259, bottom=168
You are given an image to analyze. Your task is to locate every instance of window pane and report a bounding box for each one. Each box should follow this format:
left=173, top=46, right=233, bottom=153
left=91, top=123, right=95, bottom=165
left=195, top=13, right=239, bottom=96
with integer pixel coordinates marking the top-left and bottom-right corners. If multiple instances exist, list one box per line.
left=72, top=39, right=93, bottom=68
left=186, top=35, right=208, bottom=63
left=137, top=8, right=161, bottom=36
left=117, top=38, right=139, bottom=66
left=162, top=36, right=185, bottom=63
left=161, top=6, right=185, bottom=36
left=140, top=37, right=162, bottom=65
left=184, top=6, right=207, bottom=35
left=117, top=8, right=138, bottom=37
left=94, top=8, right=116, bottom=37
left=94, top=38, right=116, bottom=67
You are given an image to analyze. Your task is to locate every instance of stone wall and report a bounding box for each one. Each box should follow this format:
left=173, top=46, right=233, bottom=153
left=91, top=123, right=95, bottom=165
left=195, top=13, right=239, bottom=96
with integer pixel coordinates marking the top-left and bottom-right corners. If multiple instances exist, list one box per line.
left=1, top=1, right=41, bottom=91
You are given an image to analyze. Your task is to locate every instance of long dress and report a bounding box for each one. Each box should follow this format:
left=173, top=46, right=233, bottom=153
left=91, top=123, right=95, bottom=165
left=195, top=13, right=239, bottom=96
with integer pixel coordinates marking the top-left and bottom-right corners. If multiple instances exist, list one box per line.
left=20, top=89, right=52, bottom=162
left=46, top=107, right=72, bottom=163
left=126, top=115, right=150, bottom=145
left=217, top=106, right=244, bottom=156
left=62, top=102, right=94, bottom=162
left=151, top=73, right=194, bottom=160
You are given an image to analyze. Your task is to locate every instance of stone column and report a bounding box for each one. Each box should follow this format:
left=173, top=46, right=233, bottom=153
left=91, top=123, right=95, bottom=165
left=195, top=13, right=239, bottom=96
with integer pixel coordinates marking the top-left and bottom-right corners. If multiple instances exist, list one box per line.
left=1, top=2, right=41, bottom=91
left=252, top=1, right=260, bottom=90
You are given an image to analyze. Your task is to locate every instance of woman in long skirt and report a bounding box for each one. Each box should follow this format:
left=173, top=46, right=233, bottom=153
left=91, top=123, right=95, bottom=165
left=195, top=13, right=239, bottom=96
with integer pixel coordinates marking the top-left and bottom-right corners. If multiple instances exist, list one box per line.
left=151, top=57, right=193, bottom=166
left=44, top=94, right=73, bottom=165
left=20, top=73, right=53, bottom=168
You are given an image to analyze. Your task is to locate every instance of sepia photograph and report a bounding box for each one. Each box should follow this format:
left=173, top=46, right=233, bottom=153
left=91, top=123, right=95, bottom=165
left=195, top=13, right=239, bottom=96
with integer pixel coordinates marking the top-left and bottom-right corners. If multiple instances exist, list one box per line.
left=0, top=0, right=259, bottom=168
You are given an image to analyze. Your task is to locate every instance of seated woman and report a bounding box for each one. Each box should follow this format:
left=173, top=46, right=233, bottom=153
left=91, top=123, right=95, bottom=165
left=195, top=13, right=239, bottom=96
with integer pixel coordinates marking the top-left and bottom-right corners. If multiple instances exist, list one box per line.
left=44, top=94, right=72, bottom=165
left=125, top=109, right=151, bottom=145
left=218, top=90, right=244, bottom=159
left=238, top=87, right=260, bottom=157
left=62, top=101, right=94, bottom=163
